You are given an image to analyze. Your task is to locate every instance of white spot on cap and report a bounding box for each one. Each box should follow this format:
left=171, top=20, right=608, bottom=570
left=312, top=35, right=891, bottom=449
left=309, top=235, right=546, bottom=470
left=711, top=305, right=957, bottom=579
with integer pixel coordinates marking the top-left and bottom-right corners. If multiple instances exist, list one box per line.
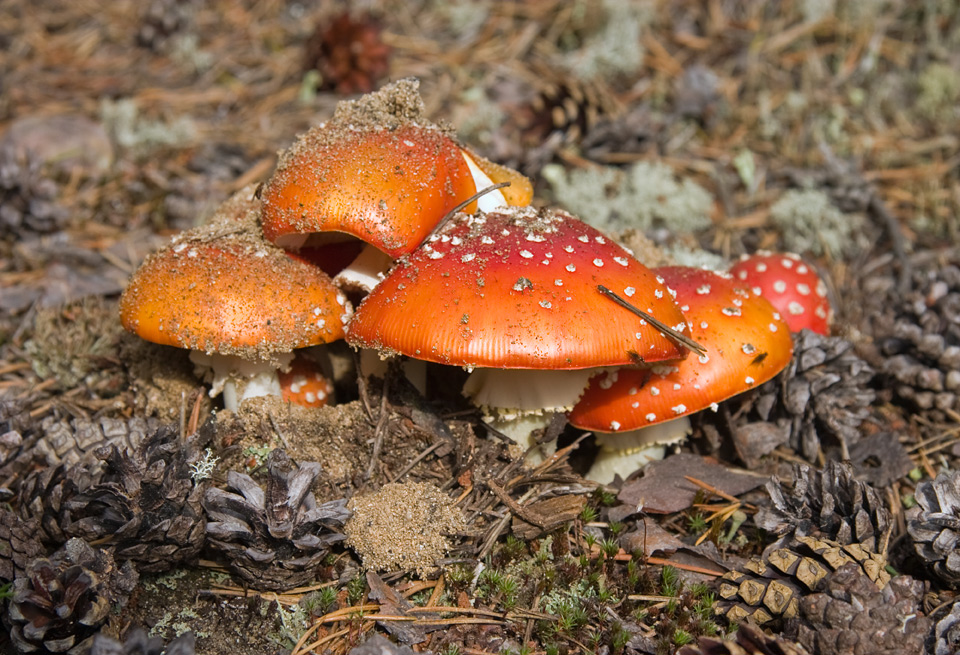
left=519, top=250, right=533, bottom=259
left=650, top=386, right=660, bottom=396
left=752, top=286, right=762, bottom=296
left=769, top=323, right=778, bottom=332
left=654, top=289, right=663, bottom=299
left=788, top=301, right=805, bottom=315
left=696, top=284, right=711, bottom=295
left=700, top=321, right=708, bottom=329
left=781, top=258, right=794, bottom=268
left=646, top=413, right=657, bottom=422
left=710, top=402, right=719, bottom=412
left=797, top=264, right=808, bottom=274
left=526, top=233, right=546, bottom=242
left=816, top=280, right=828, bottom=297
left=656, top=275, right=665, bottom=284
left=756, top=263, right=767, bottom=272
left=624, top=286, right=635, bottom=297
left=737, top=270, right=748, bottom=280
left=629, top=387, right=638, bottom=395
left=796, top=283, right=811, bottom=295
left=316, top=319, right=325, bottom=329
left=672, top=404, right=687, bottom=415
left=815, top=306, right=828, bottom=319
left=595, top=236, right=606, bottom=244
left=451, top=237, right=463, bottom=246
left=540, top=300, right=552, bottom=309
left=461, top=253, right=476, bottom=263
left=722, top=307, right=741, bottom=317
left=773, top=280, right=787, bottom=293
left=564, top=245, right=574, bottom=253
left=698, top=354, right=709, bottom=364
left=566, top=264, right=576, bottom=272
left=481, top=236, right=494, bottom=244
left=631, top=401, right=640, bottom=408
left=403, top=139, right=415, bottom=147
left=673, top=383, right=681, bottom=390
left=610, top=421, right=621, bottom=431
left=313, top=307, right=322, bottom=316
left=578, top=235, right=590, bottom=243
left=614, top=256, right=628, bottom=266
left=742, top=343, right=756, bottom=355
left=593, top=258, right=604, bottom=267
left=555, top=279, right=563, bottom=286
left=745, top=376, right=755, bottom=385
left=428, top=250, right=444, bottom=259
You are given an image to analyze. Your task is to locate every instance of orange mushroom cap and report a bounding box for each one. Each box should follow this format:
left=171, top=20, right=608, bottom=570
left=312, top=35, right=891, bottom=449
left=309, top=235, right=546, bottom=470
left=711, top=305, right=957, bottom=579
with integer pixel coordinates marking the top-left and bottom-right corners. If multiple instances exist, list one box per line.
left=346, top=206, right=690, bottom=369
left=120, top=208, right=351, bottom=361
left=569, top=266, right=794, bottom=432
left=260, top=79, right=531, bottom=258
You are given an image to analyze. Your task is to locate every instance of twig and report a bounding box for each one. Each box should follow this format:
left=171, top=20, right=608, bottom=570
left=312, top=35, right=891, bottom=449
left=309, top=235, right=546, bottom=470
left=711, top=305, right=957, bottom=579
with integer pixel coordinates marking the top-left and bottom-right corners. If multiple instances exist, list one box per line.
left=597, top=285, right=707, bottom=356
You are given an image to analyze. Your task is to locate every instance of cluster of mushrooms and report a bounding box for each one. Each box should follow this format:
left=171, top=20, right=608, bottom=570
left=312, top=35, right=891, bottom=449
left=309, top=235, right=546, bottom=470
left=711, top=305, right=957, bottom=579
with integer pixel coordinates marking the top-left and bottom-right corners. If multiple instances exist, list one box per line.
left=119, top=79, right=832, bottom=483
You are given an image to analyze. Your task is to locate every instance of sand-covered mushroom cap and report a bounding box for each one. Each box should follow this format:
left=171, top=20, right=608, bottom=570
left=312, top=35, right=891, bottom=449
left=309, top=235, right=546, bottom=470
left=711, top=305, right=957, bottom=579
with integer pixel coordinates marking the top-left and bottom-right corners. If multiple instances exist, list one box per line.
left=260, top=79, right=530, bottom=258
left=120, top=202, right=351, bottom=362
left=729, top=251, right=832, bottom=335
left=346, top=206, right=690, bottom=369
left=570, top=265, right=794, bottom=432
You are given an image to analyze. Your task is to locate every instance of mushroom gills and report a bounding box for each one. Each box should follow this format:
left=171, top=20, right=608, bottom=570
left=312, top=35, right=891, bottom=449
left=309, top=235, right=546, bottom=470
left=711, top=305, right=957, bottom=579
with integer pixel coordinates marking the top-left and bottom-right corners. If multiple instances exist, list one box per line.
left=586, top=416, right=692, bottom=484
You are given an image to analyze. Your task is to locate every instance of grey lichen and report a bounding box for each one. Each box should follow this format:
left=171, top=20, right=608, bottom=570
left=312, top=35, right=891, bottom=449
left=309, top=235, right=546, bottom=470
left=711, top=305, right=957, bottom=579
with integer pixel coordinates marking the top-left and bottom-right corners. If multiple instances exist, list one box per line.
left=769, top=188, right=868, bottom=258
left=99, top=98, right=197, bottom=154
left=915, top=63, right=960, bottom=126
left=561, top=0, right=648, bottom=81
left=543, top=160, right=714, bottom=235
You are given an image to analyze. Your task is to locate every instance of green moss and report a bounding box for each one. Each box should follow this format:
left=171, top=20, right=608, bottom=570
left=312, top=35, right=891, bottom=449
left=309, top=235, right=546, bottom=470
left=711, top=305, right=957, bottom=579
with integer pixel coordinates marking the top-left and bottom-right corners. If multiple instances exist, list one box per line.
left=769, top=188, right=867, bottom=258
left=544, top=161, right=714, bottom=235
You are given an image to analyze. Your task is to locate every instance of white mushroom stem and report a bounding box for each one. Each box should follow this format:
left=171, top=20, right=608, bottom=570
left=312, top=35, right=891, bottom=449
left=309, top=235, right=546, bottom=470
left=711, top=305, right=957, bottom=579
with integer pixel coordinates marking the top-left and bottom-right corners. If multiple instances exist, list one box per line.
left=462, top=368, right=600, bottom=462
left=334, top=244, right=395, bottom=294
left=189, top=351, right=294, bottom=412
left=585, top=416, right=692, bottom=484
left=358, top=349, right=427, bottom=396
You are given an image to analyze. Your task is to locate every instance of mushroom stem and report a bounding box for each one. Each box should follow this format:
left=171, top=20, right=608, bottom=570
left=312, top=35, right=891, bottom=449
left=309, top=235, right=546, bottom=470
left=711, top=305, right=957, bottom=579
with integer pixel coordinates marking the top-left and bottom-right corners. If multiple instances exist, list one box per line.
left=585, top=416, right=692, bottom=484
left=190, top=351, right=294, bottom=412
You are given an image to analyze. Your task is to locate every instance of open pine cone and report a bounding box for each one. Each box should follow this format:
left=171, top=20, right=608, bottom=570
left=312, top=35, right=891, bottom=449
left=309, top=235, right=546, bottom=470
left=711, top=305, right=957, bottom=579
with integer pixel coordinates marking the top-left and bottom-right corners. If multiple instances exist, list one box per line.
left=0, top=142, right=68, bottom=239
left=0, top=508, right=45, bottom=583
left=60, top=424, right=207, bottom=572
left=203, top=449, right=350, bottom=590
left=908, top=469, right=960, bottom=588
left=303, top=11, right=390, bottom=95
left=760, top=461, right=892, bottom=556
left=4, top=538, right=138, bottom=655
left=678, top=621, right=810, bottom=655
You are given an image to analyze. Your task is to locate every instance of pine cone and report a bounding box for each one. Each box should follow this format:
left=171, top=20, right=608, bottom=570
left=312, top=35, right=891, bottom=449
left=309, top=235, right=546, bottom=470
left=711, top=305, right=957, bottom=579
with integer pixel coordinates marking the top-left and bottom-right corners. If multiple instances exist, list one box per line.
left=678, top=621, right=810, bottom=655
left=908, top=470, right=960, bottom=588
left=716, top=535, right=890, bottom=626
left=35, top=414, right=161, bottom=469
left=761, top=461, right=892, bottom=556
left=0, top=142, right=68, bottom=239
left=0, top=399, right=32, bottom=494
left=90, top=627, right=195, bottom=655
left=712, top=330, right=875, bottom=463
left=136, top=0, right=194, bottom=51
left=520, top=66, right=620, bottom=148
left=862, top=248, right=960, bottom=424
left=5, top=538, right=138, bottom=655
left=781, top=563, right=931, bottom=655
left=17, top=464, right=91, bottom=547
left=0, top=508, right=45, bottom=582
left=60, top=424, right=207, bottom=573
left=303, top=11, right=390, bottom=95
left=934, top=599, right=960, bottom=655
left=203, top=449, right=350, bottom=590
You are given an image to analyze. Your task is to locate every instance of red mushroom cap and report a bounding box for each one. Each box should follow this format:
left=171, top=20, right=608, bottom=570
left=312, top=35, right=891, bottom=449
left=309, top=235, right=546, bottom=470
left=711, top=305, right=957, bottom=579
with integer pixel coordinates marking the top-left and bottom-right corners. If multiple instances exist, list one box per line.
left=729, top=252, right=832, bottom=335
left=120, top=210, right=351, bottom=360
left=279, top=354, right=335, bottom=407
left=346, top=206, right=691, bottom=369
left=568, top=265, right=794, bottom=432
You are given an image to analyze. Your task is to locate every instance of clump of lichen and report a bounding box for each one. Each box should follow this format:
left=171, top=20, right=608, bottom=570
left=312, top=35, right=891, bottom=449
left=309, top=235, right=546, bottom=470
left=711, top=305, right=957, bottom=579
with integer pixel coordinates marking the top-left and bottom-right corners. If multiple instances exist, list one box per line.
left=769, top=188, right=868, bottom=258
left=560, top=0, right=648, bottom=81
left=915, top=62, right=960, bottom=127
left=544, top=161, right=714, bottom=235
left=99, top=98, right=197, bottom=155
left=25, top=297, right=125, bottom=389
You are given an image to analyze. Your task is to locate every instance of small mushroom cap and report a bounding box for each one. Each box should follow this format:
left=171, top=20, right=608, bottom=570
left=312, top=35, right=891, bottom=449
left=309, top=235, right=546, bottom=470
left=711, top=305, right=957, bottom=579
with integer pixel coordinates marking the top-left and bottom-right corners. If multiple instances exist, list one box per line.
left=346, top=206, right=690, bottom=369
left=279, top=354, right=334, bottom=407
left=569, top=266, right=794, bottom=432
left=120, top=199, right=351, bottom=361
left=729, top=251, right=832, bottom=335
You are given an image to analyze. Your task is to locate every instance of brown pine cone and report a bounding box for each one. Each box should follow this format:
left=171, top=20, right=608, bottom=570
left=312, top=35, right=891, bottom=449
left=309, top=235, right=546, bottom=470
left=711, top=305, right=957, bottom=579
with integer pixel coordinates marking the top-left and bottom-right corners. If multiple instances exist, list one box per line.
left=716, top=536, right=890, bottom=626
left=908, top=470, right=960, bottom=588
left=203, top=449, right=350, bottom=590
left=4, top=538, right=138, bottom=654
left=934, top=599, right=960, bottom=655
left=678, top=621, right=810, bottom=655
left=861, top=247, right=960, bottom=425
left=303, top=11, right=390, bottom=95
left=34, top=414, right=161, bottom=469
left=0, top=142, right=68, bottom=239
left=519, top=65, right=620, bottom=148
left=781, top=563, right=931, bottom=655
left=90, top=627, right=195, bottom=655
left=60, top=424, right=207, bottom=573
left=761, top=461, right=892, bottom=556
left=17, top=463, right=94, bottom=547
left=709, top=330, right=875, bottom=463
left=0, top=508, right=45, bottom=582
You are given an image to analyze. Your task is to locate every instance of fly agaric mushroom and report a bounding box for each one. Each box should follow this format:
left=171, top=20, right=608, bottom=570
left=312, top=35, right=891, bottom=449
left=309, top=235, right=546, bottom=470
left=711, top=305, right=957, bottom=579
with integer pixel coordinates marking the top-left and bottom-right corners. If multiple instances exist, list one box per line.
left=729, top=251, right=832, bottom=335
left=279, top=353, right=335, bottom=408
left=346, top=205, right=696, bottom=456
left=569, top=266, right=794, bottom=483
left=120, top=190, right=352, bottom=411
left=260, top=79, right=532, bottom=293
